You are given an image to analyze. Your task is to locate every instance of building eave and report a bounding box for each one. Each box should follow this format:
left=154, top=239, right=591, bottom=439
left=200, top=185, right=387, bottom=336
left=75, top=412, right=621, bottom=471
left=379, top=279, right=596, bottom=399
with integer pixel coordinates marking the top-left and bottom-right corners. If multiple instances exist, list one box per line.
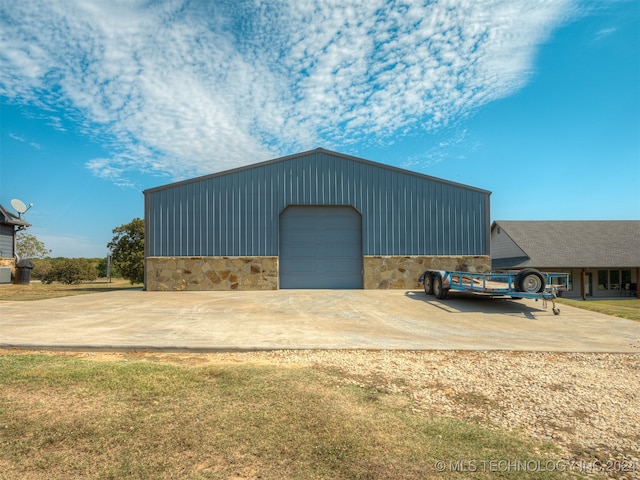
left=0, top=205, right=31, bottom=228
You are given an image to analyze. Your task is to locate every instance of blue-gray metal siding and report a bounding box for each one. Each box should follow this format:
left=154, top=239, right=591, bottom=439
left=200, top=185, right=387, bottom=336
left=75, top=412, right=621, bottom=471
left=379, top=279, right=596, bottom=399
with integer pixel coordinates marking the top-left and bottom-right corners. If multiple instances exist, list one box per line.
left=144, top=150, right=490, bottom=257
left=0, top=225, right=14, bottom=258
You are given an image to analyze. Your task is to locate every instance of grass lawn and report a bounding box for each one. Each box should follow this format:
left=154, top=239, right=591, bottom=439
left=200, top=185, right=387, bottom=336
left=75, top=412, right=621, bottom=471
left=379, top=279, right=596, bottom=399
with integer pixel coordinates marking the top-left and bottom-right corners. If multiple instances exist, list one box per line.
left=0, top=278, right=140, bottom=301
left=556, top=298, right=640, bottom=322
left=0, top=353, right=578, bottom=480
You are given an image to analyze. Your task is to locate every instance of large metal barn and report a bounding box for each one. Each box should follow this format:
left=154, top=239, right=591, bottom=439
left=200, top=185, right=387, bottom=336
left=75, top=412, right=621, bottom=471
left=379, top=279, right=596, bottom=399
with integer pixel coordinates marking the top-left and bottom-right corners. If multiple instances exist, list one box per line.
left=143, top=148, right=491, bottom=290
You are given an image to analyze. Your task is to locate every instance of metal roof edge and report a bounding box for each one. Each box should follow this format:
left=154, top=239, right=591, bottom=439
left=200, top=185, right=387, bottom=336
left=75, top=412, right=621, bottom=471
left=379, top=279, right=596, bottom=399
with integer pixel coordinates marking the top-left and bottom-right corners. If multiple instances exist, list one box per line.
left=143, top=147, right=492, bottom=196
left=318, top=148, right=492, bottom=195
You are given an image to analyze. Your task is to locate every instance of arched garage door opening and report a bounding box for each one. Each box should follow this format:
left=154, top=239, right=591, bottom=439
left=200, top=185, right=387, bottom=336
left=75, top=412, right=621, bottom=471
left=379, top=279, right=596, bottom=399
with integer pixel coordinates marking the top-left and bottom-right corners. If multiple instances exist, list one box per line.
left=279, top=206, right=363, bottom=289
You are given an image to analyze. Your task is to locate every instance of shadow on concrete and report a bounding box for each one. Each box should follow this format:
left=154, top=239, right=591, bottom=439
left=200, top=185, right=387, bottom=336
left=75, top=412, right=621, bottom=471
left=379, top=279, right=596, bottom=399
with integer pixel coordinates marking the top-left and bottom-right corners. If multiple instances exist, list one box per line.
left=404, top=290, right=546, bottom=320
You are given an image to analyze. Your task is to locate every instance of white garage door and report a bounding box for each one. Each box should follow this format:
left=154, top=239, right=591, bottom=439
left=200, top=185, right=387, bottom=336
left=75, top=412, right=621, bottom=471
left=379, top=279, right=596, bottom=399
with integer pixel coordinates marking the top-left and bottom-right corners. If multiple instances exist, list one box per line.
left=279, top=206, right=363, bottom=289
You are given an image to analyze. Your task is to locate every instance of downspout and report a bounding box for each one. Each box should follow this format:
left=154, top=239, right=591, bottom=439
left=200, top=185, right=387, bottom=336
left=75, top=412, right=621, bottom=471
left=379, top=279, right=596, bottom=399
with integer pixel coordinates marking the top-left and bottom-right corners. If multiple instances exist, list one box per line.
left=14, top=227, right=21, bottom=263
left=13, top=226, right=23, bottom=283
left=581, top=269, right=586, bottom=301
left=13, top=225, right=27, bottom=263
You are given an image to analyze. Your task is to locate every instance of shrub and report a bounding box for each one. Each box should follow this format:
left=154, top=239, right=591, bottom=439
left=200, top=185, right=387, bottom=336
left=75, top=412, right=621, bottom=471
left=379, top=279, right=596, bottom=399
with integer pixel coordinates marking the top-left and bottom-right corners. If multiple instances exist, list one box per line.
left=40, top=258, right=98, bottom=285
left=31, top=258, right=54, bottom=281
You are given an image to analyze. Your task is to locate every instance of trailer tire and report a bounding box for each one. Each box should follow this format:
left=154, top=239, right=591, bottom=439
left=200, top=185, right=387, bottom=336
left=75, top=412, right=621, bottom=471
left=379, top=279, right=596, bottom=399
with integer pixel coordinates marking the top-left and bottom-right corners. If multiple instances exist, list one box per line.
left=433, top=274, right=448, bottom=299
left=423, top=273, right=434, bottom=295
left=515, top=269, right=545, bottom=293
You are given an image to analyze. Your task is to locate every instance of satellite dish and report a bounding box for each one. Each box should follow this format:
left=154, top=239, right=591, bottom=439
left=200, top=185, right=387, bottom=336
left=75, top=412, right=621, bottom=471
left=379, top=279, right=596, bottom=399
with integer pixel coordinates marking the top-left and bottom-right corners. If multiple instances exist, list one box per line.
left=10, top=198, right=32, bottom=217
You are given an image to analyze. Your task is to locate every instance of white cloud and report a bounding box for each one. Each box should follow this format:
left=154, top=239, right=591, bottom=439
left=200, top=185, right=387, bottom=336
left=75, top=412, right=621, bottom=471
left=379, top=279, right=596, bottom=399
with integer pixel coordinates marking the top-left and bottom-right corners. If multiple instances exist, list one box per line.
left=8, top=133, right=26, bottom=142
left=8, top=132, right=41, bottom=149
left=401, top=127, right=477, bottom=170
left=0, top=0, right=579, bottom=184
left=594, top=27, right=616, bottom=40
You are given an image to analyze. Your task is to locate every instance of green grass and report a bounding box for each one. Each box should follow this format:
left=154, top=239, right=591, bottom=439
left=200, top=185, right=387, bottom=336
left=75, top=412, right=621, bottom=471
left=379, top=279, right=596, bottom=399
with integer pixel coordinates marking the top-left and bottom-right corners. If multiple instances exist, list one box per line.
left=0, top=354, right=578, bottom=480
left=0, top=279, right=140, bottom=301
left=556, top=298, right=640, bottom=321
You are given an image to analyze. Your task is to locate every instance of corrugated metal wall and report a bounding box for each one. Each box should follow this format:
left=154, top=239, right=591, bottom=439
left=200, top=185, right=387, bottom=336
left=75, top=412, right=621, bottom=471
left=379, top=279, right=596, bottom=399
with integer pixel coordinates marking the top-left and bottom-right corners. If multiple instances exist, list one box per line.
left=144, top=149, right=490, bottom=257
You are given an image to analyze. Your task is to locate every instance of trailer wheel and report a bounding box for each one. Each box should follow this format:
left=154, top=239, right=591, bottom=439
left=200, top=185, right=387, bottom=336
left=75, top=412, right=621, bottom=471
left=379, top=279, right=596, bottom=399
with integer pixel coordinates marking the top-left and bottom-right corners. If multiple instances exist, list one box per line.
left=433, top=274, right=448, bottom=299
left=515, top=268, right=545, bottom=293
left=423, top=273, right=434, bottom=295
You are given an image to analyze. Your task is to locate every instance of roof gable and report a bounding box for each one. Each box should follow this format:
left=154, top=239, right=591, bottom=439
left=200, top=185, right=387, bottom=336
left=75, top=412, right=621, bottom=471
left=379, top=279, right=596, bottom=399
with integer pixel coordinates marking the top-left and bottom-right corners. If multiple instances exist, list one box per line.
left=144, top=147, right=491, bottom=196
left=492, top=220, right=640, bottom=268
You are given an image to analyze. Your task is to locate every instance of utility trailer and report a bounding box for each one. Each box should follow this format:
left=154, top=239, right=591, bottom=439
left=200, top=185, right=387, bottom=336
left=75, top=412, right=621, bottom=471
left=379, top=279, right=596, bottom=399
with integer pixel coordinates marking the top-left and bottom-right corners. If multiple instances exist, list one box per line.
left=418, top=268, right=569, bottom=315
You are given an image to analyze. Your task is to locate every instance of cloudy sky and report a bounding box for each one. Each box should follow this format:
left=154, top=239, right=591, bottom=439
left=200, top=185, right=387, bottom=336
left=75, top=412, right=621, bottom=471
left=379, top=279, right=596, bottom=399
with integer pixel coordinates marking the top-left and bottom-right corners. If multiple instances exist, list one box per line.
left=1, top=0, right=638, bottom=257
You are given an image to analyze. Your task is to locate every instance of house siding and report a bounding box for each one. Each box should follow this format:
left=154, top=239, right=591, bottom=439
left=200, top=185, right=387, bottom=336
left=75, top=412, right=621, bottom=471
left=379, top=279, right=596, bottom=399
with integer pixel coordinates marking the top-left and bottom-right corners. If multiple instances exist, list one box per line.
left=0, top=224, right=14, bottom=259
left=490, top=226, right=529, bottom=268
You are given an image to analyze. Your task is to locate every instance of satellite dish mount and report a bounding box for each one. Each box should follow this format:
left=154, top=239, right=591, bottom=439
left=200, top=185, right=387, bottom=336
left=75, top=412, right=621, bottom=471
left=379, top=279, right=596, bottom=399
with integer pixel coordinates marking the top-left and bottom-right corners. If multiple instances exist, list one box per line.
left=10, top=198, right=33, bottom=218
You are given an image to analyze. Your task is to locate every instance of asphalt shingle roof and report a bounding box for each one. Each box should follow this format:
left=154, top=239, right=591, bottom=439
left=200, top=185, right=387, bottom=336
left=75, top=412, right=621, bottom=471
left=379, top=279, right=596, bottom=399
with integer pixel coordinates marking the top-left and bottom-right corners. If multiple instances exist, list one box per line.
left=492, top=220, right=640, bottom=268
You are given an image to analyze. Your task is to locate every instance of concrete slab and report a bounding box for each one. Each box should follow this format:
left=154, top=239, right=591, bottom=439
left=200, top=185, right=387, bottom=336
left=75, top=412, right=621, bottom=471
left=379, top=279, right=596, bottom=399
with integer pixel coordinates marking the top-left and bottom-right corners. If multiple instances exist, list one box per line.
left=1, top=289, right=639, bottom=352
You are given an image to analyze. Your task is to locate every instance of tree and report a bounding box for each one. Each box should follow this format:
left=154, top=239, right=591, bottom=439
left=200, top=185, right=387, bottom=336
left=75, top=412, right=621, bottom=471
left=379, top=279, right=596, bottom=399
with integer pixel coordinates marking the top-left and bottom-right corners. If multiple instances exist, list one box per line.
left=15, top=232, right=51, bottom=259
left=108, top=218, right=144, bottom=284
left=96, top=257, right=121, bottom=278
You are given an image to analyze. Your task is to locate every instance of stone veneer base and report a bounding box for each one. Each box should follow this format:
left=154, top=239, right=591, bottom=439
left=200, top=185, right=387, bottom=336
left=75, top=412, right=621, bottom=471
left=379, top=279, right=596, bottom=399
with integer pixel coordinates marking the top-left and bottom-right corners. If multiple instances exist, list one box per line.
left=363, top=255, right=490, bottom=289
left=146, top=256, right=278, bottom=291
left=146, top=255, right=489, bottom=291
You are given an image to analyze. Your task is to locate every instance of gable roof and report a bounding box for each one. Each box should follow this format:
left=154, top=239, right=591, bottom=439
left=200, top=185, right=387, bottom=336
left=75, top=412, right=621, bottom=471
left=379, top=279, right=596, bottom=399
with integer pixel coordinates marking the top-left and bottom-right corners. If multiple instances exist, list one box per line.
left=491, top=221, right=640, bottom=268
left=144, top=147, right=491, bottom=195
left=0, top=205, right=31, bottom=228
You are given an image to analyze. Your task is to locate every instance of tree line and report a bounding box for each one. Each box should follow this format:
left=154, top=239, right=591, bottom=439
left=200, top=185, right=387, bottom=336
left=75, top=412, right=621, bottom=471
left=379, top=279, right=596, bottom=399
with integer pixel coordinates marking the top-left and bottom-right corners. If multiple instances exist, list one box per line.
left=16, top=218, right=144, bottom=285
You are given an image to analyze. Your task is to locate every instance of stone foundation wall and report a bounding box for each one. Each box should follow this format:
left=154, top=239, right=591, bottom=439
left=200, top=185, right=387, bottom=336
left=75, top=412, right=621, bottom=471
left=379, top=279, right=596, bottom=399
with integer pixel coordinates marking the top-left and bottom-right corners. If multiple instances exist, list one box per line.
left=146, top=255, right=489, bottom=291
left=0, top=257, right=16, bottom=281
left=146, top=256, right=278, bottom=291
left=363, top=255, right=490, bottom=289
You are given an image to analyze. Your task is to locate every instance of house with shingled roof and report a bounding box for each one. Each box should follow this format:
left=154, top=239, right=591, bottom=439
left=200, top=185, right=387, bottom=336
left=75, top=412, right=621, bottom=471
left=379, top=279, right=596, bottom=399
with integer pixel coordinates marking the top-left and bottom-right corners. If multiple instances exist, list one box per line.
left=0, top=204, right=31, bottom=283
left=491, top=220, right=640, bottom=300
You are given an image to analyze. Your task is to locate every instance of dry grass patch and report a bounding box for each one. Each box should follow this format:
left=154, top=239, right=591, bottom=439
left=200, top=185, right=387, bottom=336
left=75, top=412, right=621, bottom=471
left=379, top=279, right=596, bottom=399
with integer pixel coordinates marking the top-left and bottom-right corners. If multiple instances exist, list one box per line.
left=0, top=279, right=140, bottom=301
left=0, top=353, right=574, bottom=480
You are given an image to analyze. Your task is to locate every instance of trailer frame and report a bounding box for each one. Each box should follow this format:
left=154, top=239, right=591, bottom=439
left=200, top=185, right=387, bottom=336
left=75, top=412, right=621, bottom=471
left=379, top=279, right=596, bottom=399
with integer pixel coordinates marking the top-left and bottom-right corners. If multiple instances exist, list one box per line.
left=418, top=269, right=569, bottom=315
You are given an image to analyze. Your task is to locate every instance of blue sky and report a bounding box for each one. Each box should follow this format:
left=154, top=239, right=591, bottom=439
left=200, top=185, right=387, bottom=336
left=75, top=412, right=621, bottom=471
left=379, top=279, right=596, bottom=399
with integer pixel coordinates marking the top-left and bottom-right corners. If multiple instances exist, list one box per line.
left=1, top=0, right=638, bottom=258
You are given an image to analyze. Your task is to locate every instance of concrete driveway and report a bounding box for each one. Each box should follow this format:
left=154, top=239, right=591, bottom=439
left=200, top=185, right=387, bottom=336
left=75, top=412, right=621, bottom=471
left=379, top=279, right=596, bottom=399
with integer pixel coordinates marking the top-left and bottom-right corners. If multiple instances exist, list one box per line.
left=1, top=289, right=639, bottom=352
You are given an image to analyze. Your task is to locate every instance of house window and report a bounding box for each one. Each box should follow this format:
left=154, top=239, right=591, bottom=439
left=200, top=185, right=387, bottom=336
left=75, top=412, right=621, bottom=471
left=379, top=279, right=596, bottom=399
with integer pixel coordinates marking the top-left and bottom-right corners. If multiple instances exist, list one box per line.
left=597, top=270, right=628, bottom=291
left=598, top=270, right=608, bottom=290
left=610, top=270, right=620, bottom=290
